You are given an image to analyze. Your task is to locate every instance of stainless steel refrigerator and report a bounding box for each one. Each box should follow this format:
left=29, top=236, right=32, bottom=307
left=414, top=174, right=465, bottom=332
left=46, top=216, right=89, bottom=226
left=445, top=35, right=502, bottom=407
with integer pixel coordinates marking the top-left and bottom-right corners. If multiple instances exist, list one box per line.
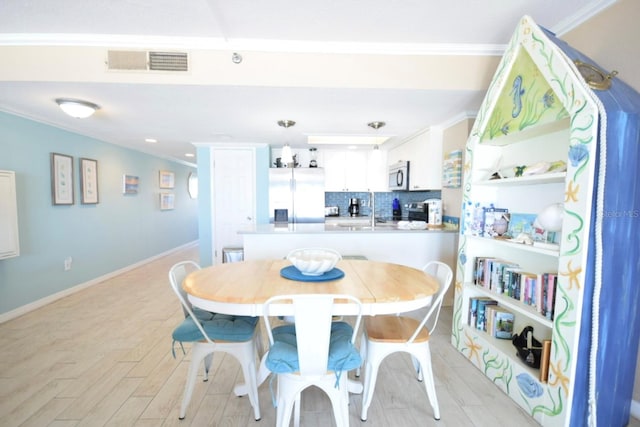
left=269, top=168, right=325, bottom=223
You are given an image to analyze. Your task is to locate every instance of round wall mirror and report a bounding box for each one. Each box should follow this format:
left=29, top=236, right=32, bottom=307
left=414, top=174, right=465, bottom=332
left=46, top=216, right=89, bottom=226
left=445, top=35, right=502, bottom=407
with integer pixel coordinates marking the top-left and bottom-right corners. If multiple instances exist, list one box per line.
left=187, top=172, right=198, bottom=199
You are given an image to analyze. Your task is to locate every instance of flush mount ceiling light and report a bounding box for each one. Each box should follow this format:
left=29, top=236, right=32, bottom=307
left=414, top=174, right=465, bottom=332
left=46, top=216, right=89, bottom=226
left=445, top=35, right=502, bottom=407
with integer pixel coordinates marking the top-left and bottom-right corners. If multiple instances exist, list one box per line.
left=278, top=120, right=296, bottom=164
left=55, top=98, right=99, bottom=119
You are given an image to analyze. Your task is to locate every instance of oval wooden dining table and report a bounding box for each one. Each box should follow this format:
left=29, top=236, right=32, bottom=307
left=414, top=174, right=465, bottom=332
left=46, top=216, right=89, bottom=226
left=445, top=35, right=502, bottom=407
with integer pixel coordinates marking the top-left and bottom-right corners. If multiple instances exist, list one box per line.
left=182, top=258, right=440, bottom=396
left=183, top=258, right=439, bottom=317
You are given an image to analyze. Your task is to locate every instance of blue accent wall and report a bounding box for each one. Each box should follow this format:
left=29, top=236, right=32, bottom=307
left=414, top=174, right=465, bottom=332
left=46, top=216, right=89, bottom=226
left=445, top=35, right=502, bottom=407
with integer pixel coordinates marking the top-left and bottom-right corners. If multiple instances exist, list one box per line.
left=0, top=112, right=198, bottom=315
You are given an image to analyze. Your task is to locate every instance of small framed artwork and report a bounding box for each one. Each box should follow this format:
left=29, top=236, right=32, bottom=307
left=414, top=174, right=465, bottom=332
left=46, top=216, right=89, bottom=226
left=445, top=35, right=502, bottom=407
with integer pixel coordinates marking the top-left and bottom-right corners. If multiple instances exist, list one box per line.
left=443, top=149, right=463, bottom=188
left=50, top=153, right=74, bottom=205
left=160, top=192, right=175, bottom=210
left=80, top=158, right=99, bottom=204
left=123, top=174, right=139, bottom=194
left=159, top=170, right=175, bottom=189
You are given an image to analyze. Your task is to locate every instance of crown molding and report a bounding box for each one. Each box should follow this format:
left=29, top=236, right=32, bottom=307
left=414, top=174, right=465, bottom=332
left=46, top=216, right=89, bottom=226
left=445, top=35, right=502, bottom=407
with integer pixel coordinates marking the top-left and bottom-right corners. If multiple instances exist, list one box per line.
left=0, top=33, right=506, bottom=56
left=551, top=0, right=619, bottom=36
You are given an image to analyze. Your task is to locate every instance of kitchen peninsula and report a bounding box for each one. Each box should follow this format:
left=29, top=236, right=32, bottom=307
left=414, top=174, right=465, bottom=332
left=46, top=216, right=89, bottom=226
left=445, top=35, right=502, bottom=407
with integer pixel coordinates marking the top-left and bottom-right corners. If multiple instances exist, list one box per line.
left=239, top=221, right=457, bottom=270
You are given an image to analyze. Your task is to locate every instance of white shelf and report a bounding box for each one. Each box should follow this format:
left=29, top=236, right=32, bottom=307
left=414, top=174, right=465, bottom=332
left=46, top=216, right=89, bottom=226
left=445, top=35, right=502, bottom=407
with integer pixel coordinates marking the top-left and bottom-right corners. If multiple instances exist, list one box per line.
left=473, top=172, right=566, bottom=187
left=464, top=283, right=553, bottom=328
left=466, top=235, right=560, bottom=257
left=461, top=324, right=545, bottom=379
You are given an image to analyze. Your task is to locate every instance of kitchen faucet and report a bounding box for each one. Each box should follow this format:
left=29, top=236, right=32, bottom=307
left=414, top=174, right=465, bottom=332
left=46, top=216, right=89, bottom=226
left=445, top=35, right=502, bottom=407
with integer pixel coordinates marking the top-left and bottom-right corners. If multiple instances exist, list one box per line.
left=369, top=191, right=375, bottom=227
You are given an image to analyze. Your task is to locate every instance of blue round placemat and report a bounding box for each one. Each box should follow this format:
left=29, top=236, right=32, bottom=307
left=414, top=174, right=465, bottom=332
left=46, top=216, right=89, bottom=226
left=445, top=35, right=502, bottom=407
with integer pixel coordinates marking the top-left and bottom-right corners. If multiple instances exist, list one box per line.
left=280, top=265, right=345, bottom=282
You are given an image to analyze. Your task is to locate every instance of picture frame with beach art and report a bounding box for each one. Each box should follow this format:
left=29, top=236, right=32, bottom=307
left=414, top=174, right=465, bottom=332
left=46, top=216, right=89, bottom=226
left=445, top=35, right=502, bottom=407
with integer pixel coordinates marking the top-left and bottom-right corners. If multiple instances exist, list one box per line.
left=50, top=153, right=74, bottom=205
left=80, top=158, right=99, bottom=204
left=159, top=170, right=175, bottom=189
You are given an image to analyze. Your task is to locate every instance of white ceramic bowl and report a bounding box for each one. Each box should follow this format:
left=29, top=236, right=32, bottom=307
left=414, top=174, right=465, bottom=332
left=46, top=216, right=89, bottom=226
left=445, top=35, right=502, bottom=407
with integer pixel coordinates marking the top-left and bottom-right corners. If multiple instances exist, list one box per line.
left=287, top=248, right=341, bottom=276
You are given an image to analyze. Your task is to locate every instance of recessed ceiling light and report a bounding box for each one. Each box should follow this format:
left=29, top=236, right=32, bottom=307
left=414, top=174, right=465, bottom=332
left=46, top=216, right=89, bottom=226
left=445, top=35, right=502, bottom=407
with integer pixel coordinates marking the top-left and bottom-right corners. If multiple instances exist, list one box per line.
left=145, top=138, right=158, bottom=143
left=185, top=153, right=195, bottom=158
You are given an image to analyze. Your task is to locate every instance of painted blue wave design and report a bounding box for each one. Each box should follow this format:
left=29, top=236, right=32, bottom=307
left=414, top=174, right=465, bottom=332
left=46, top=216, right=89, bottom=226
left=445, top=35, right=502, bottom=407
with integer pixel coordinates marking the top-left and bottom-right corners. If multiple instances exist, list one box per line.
left=517, top=373, right=544, bottom=398
left=510, top=75, right=525, bottom=118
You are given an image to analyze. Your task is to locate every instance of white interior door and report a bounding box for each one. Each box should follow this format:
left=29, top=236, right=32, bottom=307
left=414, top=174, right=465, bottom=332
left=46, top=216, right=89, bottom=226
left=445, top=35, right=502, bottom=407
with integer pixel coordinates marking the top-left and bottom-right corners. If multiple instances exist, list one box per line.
left=212, top=148, right=256, bottom=264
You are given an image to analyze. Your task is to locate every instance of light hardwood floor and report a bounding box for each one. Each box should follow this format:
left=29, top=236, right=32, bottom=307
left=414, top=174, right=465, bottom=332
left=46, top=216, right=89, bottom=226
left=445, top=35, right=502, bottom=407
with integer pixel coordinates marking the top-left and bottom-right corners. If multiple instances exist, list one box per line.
left=0, top=245, right=592, bottom=426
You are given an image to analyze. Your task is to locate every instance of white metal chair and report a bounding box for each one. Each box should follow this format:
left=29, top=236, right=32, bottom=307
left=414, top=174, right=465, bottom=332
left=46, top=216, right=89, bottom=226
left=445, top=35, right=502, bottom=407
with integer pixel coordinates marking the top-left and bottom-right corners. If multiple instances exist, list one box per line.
left=358, top=261, right=453, bottom=422
left=262, top=294, right=363, bottom=427
left=169, top=261, right=262, bottom=421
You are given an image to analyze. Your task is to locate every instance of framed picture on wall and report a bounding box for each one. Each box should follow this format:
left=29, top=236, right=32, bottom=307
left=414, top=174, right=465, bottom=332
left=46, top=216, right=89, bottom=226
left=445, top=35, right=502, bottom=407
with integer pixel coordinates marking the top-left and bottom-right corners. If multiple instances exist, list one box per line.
left=50, top=152, right=74, bottom=205
left=159, top=170, right=175, bottom=189
left=443, top=149, right=463, bottom=188
left=123, top=174, right=139, bottom=194
left=160, top=192, right=175, bottom=210
left=80, top=158, right=99, bottom=204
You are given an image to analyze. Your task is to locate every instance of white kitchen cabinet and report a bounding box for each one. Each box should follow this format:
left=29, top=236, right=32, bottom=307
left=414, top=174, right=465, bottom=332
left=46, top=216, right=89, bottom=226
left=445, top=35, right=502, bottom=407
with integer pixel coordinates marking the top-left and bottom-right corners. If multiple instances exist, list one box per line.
left=0, top=170, right=20, bottom=260
left=388, top=129, right=442, bottom=190
left=322, top=149, right=369, bottom=191
left=366, top=148, right=388, bottom=191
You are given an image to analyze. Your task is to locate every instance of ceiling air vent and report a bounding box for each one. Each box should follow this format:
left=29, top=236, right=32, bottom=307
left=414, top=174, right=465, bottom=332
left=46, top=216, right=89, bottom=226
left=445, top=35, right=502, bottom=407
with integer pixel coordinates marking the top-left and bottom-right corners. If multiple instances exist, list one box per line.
left=149, top=51, right=188, bottom=72
left=107, top=50, right=148, bottom=70
left=107, top=50, right=189, bottom=72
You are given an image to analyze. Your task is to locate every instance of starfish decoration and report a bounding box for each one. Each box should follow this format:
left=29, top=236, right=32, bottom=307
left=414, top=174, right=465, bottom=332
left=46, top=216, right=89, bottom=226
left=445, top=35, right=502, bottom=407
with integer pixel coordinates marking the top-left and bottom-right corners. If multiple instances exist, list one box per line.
left=560, top=259, right=582, bottom=290
left=455, top=279, right=463, bottom=293
left=548, top=359, right=570, bottom=397
left=565, top=180, right=580, bottom=203
left=464, top=330, right=483, bottom=367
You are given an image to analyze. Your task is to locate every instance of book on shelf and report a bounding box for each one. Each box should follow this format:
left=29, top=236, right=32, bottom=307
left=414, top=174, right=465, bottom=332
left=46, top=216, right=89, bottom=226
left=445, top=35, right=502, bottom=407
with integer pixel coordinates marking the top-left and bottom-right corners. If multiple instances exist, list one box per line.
left=472, top=257, right=559, bottom=320
left=543, top=273, right=558, bottom=320
left=540, top=340, right=552, bottom=382
left=476, top=298, right=498, bottom=331
left=520, top=272, right=538, bottom=306
left=503, top=266, right=522, bottom=299
left=492, top=307, right=515, bottom=339
left=473, top=257, right=519, bottom=294
left=468, top=297, right=480, bottom=327
left=468, top=297, right=496, bottom=330
left=474, top=257, right=488, bottom=287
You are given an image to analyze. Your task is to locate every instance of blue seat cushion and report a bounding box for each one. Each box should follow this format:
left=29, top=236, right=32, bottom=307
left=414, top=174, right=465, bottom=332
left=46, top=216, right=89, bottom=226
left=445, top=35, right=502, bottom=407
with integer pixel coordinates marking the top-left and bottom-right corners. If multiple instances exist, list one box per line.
left=191, top=307, right=215, bottom=321
left=172, top=314, right=259, bottom=343
left=266, top=321, right=361, bottom=374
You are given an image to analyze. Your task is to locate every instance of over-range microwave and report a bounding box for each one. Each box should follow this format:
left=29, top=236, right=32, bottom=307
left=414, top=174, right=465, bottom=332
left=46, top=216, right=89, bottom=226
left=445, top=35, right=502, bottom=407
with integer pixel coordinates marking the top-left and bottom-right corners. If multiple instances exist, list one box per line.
left=388, top=161, right=410, bottom=191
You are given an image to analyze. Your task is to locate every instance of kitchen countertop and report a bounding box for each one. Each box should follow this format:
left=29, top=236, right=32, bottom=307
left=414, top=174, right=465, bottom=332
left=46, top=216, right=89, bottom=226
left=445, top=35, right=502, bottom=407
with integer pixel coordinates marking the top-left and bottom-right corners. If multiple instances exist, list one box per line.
left=238, top=222, right=459, bottom=234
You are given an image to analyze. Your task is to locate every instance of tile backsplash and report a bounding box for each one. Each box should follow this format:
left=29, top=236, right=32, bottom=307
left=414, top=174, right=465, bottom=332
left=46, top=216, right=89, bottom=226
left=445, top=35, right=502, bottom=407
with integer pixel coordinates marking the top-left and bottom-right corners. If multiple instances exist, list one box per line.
left=325, top=191, right=442, bottom=220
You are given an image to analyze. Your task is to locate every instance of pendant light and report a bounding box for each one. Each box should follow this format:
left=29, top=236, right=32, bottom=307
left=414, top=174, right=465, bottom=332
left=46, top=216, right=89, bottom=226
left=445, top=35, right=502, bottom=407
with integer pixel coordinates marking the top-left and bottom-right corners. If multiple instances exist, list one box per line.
left=278, top=120, right=296, bottom=166
left=368, top=121, right=386, bottom=155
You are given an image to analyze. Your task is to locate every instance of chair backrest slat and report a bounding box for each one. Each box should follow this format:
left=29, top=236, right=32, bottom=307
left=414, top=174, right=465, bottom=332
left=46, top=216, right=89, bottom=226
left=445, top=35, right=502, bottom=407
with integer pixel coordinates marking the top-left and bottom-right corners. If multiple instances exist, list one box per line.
left=408, top=261, right=453, bottom=344
left=169, top=261, right=213, bottom=344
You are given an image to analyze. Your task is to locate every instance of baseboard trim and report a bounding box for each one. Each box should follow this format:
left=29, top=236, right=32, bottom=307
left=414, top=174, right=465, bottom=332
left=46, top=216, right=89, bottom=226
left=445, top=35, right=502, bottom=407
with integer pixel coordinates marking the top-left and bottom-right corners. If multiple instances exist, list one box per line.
left=631, top=399, right=640, bottom=421
left=0, top=241, right=198, bottom=324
